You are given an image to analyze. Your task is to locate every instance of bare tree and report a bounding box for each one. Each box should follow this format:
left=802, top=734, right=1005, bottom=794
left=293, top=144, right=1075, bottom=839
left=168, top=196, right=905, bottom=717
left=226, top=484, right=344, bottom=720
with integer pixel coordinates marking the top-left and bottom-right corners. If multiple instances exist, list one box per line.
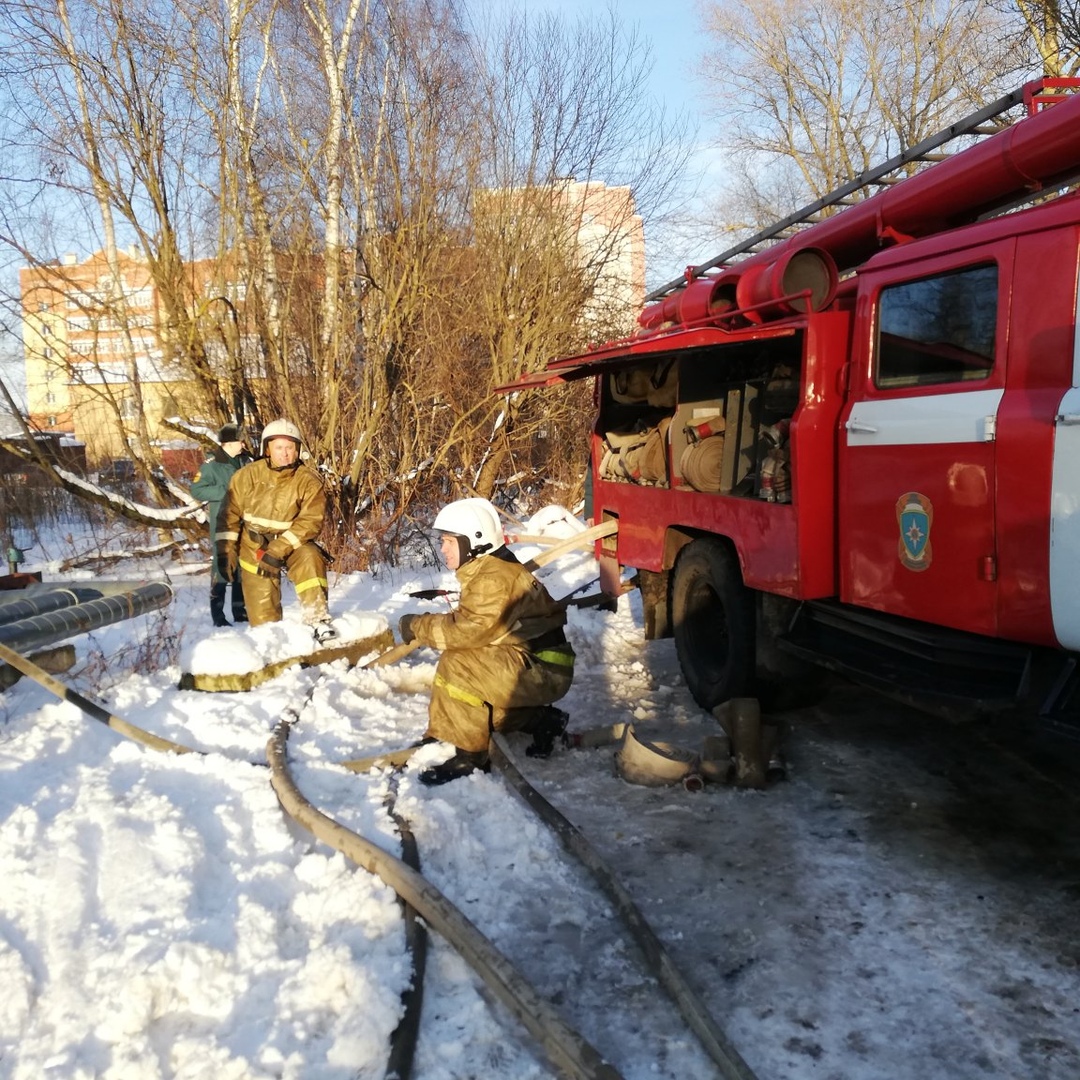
left=699, top=0, right=1032, bottom=232
left=439, top=5, right=690, bottom=505
left=0, top=0, right=239, bottom=498
left=1008, top=0, right=1080, bottom=75
left=0, top=0, right=697, bottom=562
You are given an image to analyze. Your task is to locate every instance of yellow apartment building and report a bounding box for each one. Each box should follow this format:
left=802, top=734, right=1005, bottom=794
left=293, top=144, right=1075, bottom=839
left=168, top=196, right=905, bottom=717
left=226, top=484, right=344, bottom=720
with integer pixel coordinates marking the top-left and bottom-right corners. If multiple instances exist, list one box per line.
left=19, top=248, right=209, bottom=467
left=20, top=182, right=644, bottom=469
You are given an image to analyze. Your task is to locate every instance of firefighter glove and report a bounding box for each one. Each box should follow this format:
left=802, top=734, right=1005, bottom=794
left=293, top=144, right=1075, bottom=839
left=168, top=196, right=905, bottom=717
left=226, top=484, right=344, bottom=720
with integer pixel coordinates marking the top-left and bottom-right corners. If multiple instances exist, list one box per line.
left=265, top=537, right=291, bottom=563
left=256, top=549, right=286, bottom=577
left=398, top=613, right=419, bottom=645
left=216, top=542, right=238, bottom=582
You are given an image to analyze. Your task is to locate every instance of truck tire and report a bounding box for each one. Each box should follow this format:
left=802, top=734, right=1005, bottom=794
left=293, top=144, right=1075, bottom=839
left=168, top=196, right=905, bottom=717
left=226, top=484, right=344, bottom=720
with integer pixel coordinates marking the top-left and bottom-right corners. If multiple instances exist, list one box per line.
left=671, top=539, right=755, bottom=709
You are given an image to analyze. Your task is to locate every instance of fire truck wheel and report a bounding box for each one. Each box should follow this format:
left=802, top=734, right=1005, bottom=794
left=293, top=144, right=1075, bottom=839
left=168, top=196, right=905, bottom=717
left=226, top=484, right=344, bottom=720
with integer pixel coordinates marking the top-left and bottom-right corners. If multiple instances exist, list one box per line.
left=671, top=538, right=755, bottom=709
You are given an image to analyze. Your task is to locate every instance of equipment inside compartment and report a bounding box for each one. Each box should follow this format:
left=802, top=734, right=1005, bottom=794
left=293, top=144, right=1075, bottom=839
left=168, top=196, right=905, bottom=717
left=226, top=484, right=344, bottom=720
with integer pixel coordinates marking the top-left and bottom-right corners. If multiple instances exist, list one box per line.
left=596, top=341, right=800, bottom=500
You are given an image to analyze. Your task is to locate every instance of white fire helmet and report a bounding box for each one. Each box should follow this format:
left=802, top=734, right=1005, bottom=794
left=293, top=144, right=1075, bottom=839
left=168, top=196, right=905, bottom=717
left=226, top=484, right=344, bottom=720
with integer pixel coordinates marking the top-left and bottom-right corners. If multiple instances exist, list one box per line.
left=432, top=498, right=505, bottom=558
left=260, top=418, right=303, bottom=456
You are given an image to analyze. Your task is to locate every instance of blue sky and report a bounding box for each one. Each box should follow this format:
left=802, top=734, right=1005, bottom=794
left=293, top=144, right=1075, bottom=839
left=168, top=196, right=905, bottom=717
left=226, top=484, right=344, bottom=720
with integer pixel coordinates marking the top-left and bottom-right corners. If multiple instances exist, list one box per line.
left=494, top=0, right=711, bottom=114
left=485, top=0, right=717, bottom=158
left=483, top=0, right=722, bottom=282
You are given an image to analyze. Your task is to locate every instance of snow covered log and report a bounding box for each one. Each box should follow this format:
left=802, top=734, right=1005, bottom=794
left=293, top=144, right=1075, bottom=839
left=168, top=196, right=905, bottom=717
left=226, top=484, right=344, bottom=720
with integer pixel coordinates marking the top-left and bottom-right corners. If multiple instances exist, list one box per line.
left=179, top=613, right=393, bottom=692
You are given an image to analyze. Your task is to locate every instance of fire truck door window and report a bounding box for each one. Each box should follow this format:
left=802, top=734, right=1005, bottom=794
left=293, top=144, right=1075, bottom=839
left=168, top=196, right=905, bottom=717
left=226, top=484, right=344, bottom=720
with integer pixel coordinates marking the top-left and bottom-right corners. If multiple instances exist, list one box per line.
left=875, top=264, right=997, bottom=389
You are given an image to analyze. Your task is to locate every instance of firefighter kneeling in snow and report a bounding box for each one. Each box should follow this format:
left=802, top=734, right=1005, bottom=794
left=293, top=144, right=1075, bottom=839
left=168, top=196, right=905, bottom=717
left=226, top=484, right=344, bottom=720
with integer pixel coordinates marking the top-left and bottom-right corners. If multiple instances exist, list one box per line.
left=216, top=418, right=337, bottom=643
left=399, top=498, right=575, bottom=786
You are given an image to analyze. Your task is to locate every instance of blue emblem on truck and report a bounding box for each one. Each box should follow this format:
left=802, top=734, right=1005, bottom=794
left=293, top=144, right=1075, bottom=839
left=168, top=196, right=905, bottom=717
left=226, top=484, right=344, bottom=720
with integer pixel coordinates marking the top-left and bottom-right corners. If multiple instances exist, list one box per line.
left=896, top=492, right=933, bottom=572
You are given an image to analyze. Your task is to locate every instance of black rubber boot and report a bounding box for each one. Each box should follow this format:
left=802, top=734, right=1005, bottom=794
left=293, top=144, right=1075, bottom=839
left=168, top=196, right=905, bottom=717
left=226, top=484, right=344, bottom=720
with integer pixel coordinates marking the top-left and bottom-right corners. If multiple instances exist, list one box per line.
left=210, top=583, right=230, bottom=627
left=230, top=583, right=248, bottom=623
left=419, top=749, right=491, bottom=786
left=525, top=707, right=570, bottom=758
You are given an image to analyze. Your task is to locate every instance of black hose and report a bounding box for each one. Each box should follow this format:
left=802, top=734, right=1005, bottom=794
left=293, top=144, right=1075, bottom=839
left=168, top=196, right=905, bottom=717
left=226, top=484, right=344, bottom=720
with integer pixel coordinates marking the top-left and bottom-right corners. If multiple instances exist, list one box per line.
left=268, top=721, right=625, bottom=1080
left=490, top=735, right=760, bottom=1080
left=384, top=770, right=426, bottom=1080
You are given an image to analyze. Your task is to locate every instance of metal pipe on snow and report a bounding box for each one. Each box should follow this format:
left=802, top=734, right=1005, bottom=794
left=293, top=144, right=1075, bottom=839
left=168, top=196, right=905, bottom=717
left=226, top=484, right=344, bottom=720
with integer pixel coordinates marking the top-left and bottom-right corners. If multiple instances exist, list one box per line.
left=0, top=580, right=166, bottom=607
left=0, top=588, right=86, bottom=626
left=0, top=582, right=174, bottom=653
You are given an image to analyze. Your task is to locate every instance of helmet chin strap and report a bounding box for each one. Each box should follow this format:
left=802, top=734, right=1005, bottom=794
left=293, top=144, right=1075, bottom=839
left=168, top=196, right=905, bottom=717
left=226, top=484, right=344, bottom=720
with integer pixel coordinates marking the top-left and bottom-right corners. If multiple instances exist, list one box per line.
left=443, top=531, right=494, bottom=567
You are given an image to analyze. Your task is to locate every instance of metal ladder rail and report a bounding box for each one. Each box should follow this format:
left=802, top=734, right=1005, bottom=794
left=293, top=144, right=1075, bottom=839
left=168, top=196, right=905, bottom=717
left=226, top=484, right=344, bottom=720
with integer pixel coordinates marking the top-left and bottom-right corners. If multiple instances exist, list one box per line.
left=644, top=81, right=1065, bottom=304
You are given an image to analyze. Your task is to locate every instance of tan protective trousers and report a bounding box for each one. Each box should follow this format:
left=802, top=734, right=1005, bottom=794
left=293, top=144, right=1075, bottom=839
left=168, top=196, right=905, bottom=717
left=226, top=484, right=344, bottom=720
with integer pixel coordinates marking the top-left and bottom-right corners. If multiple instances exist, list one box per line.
left=237, top=538, right=329, bottom=627
left=425, top=644, right=574, bottom=753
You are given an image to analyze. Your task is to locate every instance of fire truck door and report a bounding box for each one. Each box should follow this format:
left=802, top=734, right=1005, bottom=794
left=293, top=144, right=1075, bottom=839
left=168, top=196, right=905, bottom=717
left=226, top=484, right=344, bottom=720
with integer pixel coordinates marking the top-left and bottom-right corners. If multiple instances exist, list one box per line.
left=1050, top=389, right=1080, bottom=650
left=838, top=262, right=1002, bottom=636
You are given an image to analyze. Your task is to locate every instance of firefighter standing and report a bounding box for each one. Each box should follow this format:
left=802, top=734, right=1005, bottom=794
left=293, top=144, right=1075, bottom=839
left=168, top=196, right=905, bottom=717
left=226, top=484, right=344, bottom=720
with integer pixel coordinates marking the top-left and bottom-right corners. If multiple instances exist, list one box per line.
left=190, top=423, right=250, bottom=627
left=216, top=418, right=338, bottom=643
left=398, top=498, right=574, bottom=786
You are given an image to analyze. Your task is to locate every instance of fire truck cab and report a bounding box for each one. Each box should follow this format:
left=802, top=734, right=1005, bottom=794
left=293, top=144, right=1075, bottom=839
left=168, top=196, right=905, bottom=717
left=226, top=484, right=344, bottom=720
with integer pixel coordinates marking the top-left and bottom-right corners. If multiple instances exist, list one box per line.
left=510, top=79, right=1080, bottom=724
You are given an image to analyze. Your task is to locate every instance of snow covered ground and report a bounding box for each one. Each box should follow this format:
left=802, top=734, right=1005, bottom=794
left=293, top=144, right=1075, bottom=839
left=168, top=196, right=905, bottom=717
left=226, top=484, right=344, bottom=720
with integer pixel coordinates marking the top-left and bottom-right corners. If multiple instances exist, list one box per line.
left=1, top=512, right=1079, bottom=1080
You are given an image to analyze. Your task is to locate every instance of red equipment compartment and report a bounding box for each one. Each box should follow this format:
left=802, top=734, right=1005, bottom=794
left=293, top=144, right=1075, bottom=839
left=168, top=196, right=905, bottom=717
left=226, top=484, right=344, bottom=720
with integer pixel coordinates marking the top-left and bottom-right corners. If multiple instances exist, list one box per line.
left=589, top=311, right=851, bottom=600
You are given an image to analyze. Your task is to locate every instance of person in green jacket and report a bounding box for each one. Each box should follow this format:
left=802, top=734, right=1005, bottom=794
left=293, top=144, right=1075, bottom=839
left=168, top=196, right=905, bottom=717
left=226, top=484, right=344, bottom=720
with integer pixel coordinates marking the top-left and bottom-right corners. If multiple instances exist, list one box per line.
left=190, top=424, right=250, bottom=626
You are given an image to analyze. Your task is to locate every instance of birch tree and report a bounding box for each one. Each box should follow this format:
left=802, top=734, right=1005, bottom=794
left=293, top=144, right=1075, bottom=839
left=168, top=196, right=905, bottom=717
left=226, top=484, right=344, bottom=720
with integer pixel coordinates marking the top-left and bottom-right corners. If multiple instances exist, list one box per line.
left=0, top=0, right=697, bottom=559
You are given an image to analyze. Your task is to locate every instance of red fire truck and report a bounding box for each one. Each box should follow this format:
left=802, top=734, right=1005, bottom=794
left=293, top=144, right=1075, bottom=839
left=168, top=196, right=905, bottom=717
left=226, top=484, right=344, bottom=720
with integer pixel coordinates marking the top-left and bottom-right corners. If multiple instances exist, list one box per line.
left=506, top=78, right=1080, bottom=725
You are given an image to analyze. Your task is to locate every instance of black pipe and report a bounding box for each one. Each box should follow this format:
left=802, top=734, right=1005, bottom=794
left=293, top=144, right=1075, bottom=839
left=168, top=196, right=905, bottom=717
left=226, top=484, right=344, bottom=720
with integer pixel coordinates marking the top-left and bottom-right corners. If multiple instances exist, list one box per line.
left=0, top=588, right=88, bottom=627
left=0, top=582, right=174, bottom=653
left=0, top=580, right=155, bottom=610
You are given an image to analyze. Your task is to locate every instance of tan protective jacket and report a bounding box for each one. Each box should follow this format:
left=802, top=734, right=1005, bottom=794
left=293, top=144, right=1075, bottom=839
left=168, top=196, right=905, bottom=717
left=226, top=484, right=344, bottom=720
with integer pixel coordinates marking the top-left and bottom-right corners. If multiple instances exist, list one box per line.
left=411, top=548, right=566, bottom=651
left=218, top=459, right=326, bottom=553
left=413, top=548, right=573, bottom=752
left=217, top=459, right=329, bottom=626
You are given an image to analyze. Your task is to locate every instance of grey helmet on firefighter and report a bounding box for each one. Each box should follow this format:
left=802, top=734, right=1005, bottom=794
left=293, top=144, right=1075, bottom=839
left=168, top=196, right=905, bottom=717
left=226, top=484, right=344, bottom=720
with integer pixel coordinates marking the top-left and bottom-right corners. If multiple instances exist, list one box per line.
left=433, top=498, right=504, bottom=562
left=260, top=418, right=303, bottom=457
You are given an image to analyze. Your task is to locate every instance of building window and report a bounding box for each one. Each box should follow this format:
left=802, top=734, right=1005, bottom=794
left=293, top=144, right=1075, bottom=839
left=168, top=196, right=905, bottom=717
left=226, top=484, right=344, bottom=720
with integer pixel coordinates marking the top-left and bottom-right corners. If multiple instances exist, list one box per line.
left=38, top=302, right=49, bottom=312
left=47, top=416, right=57, bottom=426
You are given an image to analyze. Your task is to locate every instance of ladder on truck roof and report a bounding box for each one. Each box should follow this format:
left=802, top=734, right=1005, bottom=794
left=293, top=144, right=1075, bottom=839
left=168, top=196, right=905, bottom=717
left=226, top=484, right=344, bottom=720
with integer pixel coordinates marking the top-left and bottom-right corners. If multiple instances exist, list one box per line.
left=645, top=77, right=1080, bottom=304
